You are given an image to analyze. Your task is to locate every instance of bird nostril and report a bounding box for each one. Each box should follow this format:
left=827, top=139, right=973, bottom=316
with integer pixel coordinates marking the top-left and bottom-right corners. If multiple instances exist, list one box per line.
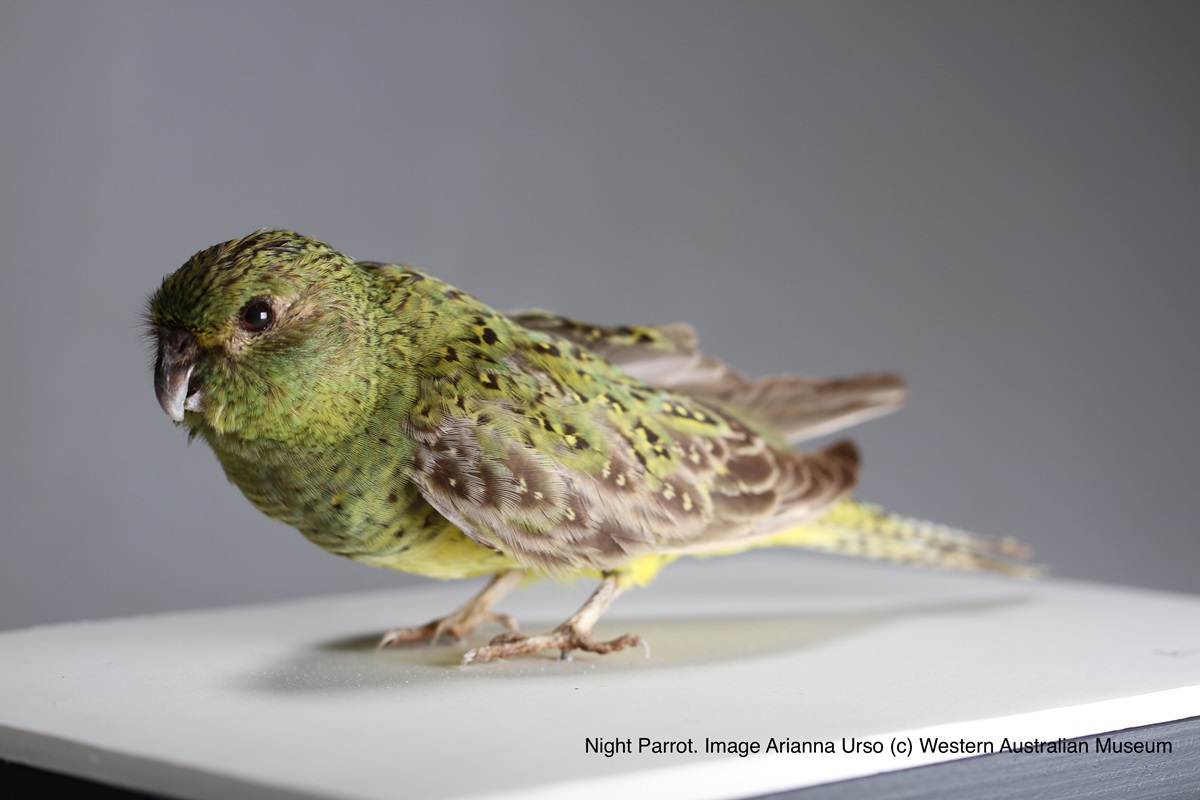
left=162, top=328, right=197, bottom=359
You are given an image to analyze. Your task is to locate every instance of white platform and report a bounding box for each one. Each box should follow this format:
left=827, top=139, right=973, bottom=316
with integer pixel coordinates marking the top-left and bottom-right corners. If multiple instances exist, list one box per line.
left=1, top=554, right=1198, bottom=799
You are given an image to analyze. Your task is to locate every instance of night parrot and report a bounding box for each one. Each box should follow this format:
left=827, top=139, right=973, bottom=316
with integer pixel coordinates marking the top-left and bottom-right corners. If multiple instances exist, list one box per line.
left=147, top=230, right=1033, bottom=663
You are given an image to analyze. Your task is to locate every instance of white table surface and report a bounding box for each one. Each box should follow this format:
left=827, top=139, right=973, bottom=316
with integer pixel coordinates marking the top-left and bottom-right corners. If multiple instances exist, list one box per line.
left=1, top=553, right=1198, bottom=800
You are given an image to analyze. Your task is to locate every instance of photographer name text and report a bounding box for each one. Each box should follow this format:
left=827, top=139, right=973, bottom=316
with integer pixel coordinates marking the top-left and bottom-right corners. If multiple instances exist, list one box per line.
left=584, top=736, right=1173, bottom=758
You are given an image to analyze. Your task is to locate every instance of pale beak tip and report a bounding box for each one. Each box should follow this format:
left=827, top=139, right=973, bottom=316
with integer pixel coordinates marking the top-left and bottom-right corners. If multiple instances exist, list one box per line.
left=154, top=328, right=198, bottom=423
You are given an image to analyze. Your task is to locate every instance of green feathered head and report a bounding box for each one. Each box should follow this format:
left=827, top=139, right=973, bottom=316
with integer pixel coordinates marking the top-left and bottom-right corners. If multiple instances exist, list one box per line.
left=147, top=230, right=379, bottom=444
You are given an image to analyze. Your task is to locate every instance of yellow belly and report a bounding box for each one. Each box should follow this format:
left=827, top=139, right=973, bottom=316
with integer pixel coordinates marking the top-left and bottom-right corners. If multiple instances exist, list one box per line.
left=353, top=524, right=521, bottom=579
left=347, top=502, right=868, bottom=585
left=352, top=521, right=682, bottom=586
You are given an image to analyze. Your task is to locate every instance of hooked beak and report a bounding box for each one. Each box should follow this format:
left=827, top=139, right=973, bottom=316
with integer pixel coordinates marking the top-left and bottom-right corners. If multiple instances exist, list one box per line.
left=154, top=328, right=203, bottom=422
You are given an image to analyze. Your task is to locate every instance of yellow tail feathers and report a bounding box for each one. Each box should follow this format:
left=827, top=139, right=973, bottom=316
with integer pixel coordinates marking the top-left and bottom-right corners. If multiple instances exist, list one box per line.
left=750, top=499, right=1040, bottom=577
left=592, top=500, right=1040, bottom=589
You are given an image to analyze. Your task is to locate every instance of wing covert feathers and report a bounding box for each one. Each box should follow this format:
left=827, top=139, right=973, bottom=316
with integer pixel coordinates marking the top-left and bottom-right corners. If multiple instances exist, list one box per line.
left=407, top=388, right=863, bottom=575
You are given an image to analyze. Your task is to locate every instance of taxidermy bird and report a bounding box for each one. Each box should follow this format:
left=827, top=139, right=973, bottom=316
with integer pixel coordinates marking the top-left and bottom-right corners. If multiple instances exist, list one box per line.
left=148, top=230, right=1032, bottom=663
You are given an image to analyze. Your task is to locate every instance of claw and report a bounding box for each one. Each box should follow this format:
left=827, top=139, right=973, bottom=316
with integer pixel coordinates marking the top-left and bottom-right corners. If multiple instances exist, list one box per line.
left=375, top=571, right=522, bottom=650
left=461, top=571, right=645, bottom=664
left=376, top=610, right=518, bottom=650
left=462, top=626, right=644, bottom=664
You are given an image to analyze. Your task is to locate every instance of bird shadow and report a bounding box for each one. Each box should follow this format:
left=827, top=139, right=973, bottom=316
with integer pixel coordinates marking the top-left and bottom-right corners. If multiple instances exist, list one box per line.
left=234, top=595, right=1029, bottom=695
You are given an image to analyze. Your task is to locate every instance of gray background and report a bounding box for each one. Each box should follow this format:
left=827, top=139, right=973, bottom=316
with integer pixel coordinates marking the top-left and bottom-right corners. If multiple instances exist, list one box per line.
left=1, top=1, right=1196, bottom=632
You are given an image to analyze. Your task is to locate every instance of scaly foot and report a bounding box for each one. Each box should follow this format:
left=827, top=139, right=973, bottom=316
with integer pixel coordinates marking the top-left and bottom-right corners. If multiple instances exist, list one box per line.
left=461, top=571, right=647, bottom=663
left=376, top=571, right=522, bottom=649
left=377, top=610, right=518, bottom=648
left=462, top=625, right=647, bottom=664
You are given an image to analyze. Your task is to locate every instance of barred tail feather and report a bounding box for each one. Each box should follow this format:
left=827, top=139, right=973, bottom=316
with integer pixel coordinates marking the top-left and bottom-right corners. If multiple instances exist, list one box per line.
left=728, top=499, right=1041, bottom=577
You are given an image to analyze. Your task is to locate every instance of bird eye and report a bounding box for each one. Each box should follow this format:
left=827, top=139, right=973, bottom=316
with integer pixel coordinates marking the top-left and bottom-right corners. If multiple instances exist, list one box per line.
left=238, top=299, right=274, bottom=333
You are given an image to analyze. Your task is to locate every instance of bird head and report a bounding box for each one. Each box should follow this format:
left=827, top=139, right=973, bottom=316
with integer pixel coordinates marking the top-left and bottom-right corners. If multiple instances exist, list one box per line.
left=147, top=230, right=380, bottom=445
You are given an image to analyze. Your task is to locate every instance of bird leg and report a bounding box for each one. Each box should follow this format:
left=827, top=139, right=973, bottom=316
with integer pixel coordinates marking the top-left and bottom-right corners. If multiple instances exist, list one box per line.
left=377, top=570, right=522, bottom=649
left=461, top=571, right=647, bottom=664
